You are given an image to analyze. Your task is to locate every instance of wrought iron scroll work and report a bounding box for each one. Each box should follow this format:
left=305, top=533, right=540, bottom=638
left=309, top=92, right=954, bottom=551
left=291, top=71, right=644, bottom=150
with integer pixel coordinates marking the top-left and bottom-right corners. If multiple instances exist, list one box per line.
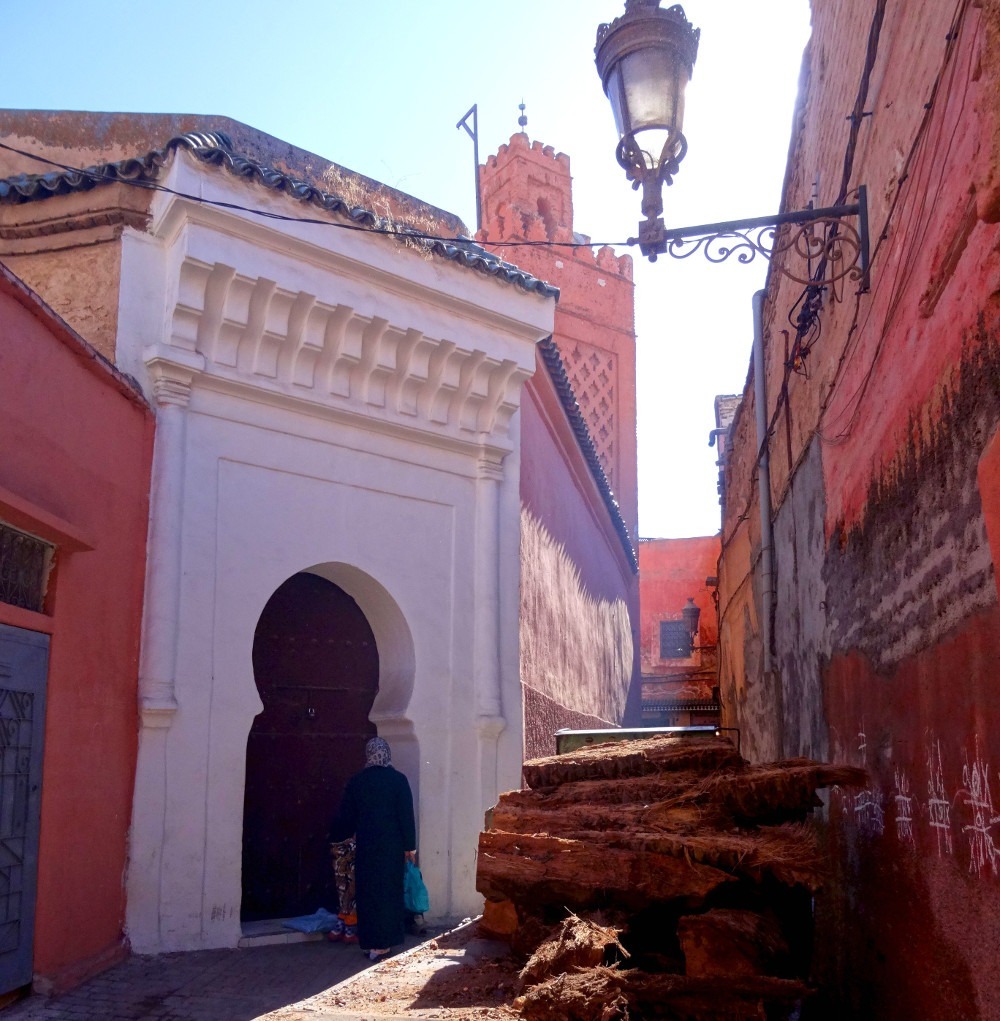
left=666, top=218, right=863, bottom=300
left=616, top=131, right=687, bottom=190
left=632, top=188, right=871, bottom=297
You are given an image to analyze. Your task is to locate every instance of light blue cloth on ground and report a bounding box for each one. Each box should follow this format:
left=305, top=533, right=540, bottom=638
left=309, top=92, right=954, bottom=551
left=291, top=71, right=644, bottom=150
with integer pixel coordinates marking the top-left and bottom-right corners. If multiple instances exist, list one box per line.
left=282, top=906, right=339, bottom=933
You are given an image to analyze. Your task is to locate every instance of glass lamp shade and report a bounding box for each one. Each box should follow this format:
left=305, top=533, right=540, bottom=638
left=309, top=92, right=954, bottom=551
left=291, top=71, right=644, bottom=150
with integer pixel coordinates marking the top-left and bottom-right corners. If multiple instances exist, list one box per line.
left=681, top=597, right=701, bottom=638
left=596, top=2, right=700, bottom=174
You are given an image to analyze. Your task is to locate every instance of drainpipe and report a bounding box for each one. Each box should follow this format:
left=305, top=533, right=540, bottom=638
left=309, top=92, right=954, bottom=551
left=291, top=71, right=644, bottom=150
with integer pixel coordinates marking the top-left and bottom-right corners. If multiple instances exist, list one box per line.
left=752, top=289, right=776, bottom=679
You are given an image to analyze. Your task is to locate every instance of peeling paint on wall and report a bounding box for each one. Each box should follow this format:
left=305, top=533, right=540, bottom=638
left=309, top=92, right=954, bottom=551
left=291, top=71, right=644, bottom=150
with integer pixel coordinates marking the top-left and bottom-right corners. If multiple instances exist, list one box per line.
left=824, top=320, right=1000, bottom=672
left=774, top=438, right=831, bottom=759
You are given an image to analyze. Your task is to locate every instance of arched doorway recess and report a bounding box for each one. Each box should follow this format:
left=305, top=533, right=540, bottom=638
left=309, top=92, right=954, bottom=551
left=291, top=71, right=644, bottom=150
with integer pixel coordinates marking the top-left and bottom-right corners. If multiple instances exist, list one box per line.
left=241, top=572, right=378, bottom=921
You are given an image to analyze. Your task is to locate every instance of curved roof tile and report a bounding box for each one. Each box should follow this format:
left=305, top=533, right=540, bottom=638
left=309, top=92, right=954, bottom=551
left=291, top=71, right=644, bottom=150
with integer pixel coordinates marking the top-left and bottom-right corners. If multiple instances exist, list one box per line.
left=0, top=131, right=559, bottom=300
left=538, top=337, right=638, bottom=573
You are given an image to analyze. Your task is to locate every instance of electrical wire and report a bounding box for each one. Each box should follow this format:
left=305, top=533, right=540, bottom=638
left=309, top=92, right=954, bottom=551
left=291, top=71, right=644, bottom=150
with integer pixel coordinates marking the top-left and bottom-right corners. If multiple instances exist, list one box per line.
left=721, top=0, right=892, bottom=554
left=0, top=139, right=626, bottom=253
left=0, top=4, right=974, bottom=559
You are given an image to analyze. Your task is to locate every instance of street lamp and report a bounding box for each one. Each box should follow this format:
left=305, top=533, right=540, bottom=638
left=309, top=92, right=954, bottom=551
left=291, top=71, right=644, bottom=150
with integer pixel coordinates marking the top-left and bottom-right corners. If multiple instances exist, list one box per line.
left=595, top=1, right=871, bottom=690
left=595, top=0, right=869, bottom=292
left=595, top=1, right=699, bottom=240
left=681, top=597, right=701, bottom=642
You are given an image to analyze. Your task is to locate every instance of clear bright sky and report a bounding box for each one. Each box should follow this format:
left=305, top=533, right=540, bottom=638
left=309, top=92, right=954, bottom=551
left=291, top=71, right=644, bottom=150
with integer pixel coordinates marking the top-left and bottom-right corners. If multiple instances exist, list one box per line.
left=0, top=0, right=811, bottom=538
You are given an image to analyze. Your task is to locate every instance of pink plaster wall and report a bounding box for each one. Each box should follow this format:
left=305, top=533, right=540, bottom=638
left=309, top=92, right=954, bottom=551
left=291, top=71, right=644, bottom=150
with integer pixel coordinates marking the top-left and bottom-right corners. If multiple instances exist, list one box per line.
left=0, top=266, right=153, bottom=991
left=519, top=357, right=640, bottom=757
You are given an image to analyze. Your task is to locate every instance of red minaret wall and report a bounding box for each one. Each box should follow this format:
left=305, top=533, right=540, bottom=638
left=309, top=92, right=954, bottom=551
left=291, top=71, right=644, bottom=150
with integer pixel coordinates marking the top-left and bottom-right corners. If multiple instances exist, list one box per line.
left=477, top=133, right=638, bottom=537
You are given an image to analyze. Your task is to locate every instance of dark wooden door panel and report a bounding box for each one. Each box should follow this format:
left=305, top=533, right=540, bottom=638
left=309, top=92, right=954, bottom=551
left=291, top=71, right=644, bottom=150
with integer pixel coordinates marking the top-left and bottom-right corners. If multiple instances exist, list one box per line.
left=241, top=574, right=378, bottom=921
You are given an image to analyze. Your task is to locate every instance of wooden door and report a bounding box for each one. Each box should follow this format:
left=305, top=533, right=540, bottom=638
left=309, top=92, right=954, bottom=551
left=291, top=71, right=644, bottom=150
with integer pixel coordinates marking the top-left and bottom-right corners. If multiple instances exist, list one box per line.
left=0, top=625, right=48, bottom=995
left=241, top=573, right=378, bottom=921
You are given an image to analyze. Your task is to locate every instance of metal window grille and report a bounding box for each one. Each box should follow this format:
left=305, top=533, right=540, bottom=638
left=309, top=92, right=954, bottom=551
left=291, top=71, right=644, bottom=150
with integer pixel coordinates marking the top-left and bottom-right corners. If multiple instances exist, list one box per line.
left=659, top=619, right=692, bottom=659
left=0, top=686, right=35, bottom=951
left=0, top=524, right=53, bottom=613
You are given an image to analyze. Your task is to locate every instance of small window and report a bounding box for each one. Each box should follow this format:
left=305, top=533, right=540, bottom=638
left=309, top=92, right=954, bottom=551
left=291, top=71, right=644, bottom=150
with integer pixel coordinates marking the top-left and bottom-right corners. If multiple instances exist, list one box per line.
left=659, top=620, right=692, bottom=660
left=0, top=522, right=54, bottom=613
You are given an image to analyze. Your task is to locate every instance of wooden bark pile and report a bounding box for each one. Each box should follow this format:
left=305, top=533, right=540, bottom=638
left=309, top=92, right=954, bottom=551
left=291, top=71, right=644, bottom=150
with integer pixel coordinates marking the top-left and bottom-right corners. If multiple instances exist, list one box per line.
left=476, top=735, right=866, bottom=1021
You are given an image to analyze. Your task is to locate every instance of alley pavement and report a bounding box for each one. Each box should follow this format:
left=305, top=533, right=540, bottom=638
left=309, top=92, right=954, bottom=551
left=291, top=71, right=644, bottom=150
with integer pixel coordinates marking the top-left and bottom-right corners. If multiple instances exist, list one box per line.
left=1, top=924, right=455, bottom=1021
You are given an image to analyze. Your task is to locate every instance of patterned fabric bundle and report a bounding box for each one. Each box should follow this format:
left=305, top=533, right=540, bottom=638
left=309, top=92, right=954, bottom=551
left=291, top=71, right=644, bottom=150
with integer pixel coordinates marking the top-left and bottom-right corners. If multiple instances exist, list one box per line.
left=330, top=836, right=357, bottom=924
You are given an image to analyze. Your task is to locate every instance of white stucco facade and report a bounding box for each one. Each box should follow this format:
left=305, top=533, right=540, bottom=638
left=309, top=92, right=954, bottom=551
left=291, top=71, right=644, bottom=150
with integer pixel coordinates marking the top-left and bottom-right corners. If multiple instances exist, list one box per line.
left=119, top=152, right=554, bottom=952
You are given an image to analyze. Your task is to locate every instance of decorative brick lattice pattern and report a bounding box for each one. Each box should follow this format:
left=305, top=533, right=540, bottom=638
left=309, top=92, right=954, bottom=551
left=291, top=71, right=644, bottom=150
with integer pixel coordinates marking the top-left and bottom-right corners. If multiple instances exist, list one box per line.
left=563, top=342, right=617, bottom=490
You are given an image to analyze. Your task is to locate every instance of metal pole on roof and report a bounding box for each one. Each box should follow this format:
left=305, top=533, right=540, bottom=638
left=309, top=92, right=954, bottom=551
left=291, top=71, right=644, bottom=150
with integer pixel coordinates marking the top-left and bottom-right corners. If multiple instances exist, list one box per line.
left=456, top=104, right=482, bottom=233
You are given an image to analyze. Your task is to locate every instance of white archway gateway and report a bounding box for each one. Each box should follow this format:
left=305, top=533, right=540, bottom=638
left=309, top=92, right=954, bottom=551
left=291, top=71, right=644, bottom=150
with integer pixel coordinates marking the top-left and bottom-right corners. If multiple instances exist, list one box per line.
left=124, top=141, right=555, bottom=952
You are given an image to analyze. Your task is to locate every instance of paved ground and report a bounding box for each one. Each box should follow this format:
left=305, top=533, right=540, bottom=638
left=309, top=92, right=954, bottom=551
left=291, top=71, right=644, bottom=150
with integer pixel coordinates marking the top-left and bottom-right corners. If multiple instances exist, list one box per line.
left=1, top=925, right=458, bottom=1021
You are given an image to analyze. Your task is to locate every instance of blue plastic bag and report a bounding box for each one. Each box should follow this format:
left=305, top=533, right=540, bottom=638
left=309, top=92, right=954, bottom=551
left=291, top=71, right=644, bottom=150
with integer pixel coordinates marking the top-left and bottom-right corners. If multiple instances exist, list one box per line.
left=404, top=861, right=430, bottom=914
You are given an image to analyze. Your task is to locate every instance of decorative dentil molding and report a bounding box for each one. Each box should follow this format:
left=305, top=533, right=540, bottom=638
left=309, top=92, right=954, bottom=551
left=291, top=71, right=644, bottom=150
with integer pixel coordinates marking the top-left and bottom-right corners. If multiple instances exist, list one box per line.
left=166, top=258, right=532, bottom=449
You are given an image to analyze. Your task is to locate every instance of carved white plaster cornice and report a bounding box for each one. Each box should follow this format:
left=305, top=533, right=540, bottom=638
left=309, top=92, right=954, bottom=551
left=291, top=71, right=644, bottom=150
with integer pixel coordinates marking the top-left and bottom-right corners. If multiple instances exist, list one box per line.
left=143, top=344, right=206, bottom=408
left=476, top=454, right=506, bottom=482
left=140, top=697, right=179, bottom=728
left=165, top=258, right=532, bottom=451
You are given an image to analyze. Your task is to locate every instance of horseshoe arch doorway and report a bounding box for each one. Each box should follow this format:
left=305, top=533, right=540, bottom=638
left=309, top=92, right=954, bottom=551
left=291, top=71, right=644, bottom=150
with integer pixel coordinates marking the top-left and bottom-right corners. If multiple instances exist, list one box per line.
left=241, top=571, right=378, bottom=921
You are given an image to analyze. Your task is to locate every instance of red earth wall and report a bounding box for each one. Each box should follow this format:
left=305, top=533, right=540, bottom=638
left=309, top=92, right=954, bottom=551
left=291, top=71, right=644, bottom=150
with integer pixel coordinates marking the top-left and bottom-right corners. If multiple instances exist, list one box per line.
left=479, top=133, right=638, bottom=538
left=0, top=266, right=153, bottom=991
left=638, top=536, right=720, bottom=726
left=716, top=2, right=1000, bottom=1016
left=638, top=536, right=719, bottom=677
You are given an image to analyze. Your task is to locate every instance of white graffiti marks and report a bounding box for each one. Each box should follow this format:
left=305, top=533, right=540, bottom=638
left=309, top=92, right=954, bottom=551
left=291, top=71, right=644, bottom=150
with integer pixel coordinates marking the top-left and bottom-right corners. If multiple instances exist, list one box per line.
left=894, top=767, right=915, bottom=847
left=926, top=740, right=954, bottom=857
left=853, top=723, right=885, bottom=836
left=842, top=726, right=1000, bottom=877
left=959, top=740, right=1000, bottom=878
left=854, top=788, right=886, bottom=837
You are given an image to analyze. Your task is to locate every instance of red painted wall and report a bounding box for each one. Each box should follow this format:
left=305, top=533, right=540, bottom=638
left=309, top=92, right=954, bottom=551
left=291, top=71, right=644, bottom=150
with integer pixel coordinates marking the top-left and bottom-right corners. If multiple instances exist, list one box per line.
left=638, top=537, right=719, bottom=725
left=638, top=537, right=719, bottom=676
left=0, top=266, right=153, bottom=991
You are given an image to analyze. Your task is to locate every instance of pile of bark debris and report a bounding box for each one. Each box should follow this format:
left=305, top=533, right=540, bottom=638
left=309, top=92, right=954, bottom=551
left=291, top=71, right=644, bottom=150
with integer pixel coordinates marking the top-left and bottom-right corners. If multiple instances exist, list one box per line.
left=476, top=735, right=866, bottom=1021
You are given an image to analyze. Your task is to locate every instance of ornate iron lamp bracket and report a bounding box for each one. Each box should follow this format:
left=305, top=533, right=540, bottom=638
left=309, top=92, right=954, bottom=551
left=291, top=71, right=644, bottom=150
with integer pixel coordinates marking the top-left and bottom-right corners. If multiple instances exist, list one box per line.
left=631, top=186, right=871, bottom=297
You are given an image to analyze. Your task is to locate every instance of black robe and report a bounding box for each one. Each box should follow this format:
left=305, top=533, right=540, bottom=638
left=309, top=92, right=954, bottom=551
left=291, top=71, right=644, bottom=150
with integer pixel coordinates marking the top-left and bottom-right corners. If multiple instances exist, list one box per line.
left=331, top=764, right=416, bottom=949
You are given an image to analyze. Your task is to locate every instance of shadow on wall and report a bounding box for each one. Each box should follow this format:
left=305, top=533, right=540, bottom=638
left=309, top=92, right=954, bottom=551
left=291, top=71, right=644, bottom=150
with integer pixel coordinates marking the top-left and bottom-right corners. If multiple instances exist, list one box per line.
left=519, top=509, right=633, bottom=725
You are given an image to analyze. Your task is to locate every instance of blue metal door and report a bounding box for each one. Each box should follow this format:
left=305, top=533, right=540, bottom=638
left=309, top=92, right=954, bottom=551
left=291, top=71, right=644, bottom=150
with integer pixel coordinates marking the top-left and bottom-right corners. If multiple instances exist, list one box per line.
left=0, top=624, right=48, bottom=995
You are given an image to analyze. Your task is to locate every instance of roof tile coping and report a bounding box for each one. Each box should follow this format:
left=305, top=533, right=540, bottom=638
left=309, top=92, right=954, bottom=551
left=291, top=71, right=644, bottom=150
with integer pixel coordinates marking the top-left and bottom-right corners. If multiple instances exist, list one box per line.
left=538, top=336, right=638, bottom=573
left=0, top=110, right=468, bottom=233
left=0, top=130, right=559, bottom=301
